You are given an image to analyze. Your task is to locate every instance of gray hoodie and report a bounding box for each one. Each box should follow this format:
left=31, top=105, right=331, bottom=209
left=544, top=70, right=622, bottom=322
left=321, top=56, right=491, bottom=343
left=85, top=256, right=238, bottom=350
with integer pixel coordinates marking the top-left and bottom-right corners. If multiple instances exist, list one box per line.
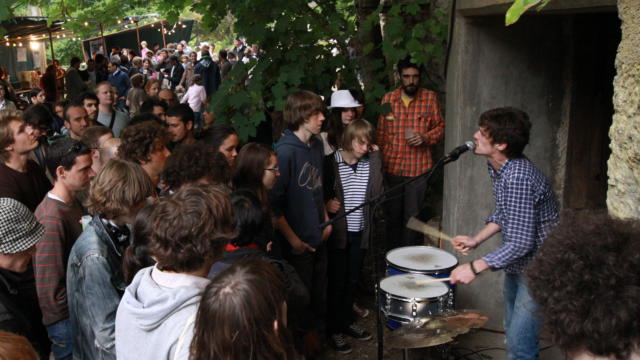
left=115, top=266, right=209, bottom=360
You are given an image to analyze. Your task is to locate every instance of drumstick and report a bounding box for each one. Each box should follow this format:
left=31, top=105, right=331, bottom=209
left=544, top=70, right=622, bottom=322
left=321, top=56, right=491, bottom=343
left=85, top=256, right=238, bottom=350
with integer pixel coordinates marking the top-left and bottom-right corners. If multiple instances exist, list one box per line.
left=415, top=277, right=452, bottom=285
left=406, top=217, right=453, bottom=243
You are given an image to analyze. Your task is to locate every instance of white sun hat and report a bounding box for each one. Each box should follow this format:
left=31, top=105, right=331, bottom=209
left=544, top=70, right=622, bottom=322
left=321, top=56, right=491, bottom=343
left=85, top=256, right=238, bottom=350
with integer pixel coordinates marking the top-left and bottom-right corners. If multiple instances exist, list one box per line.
left=329, top=90, right=361, bottom=109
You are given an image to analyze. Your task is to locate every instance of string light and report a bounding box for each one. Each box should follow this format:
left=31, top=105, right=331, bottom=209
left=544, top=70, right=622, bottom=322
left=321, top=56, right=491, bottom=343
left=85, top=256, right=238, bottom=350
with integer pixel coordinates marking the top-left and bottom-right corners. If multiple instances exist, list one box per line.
left=5, top=42, right=9, bottom=47
left=117, top=20, right=122, bottom=24
left=84, top=22, right=89, bottom=26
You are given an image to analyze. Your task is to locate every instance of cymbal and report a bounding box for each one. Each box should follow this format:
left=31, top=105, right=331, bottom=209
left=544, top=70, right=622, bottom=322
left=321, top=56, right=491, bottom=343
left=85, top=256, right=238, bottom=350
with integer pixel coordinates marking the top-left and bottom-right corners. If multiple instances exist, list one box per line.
left=424, top=310, right=489, bottom=335
left=386, top=326, right=455, bottom=349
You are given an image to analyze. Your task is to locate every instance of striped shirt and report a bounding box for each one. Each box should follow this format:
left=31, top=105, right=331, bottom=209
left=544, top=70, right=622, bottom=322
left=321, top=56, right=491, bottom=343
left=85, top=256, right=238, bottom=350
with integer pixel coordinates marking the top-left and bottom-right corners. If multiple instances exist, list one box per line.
left=34, top=194, right=84, bottom=326
left=482, top=158, right=559, bottom=274
left=335, top=151, right=370, bottom=232
left=377, top=87, right=444, bottom=177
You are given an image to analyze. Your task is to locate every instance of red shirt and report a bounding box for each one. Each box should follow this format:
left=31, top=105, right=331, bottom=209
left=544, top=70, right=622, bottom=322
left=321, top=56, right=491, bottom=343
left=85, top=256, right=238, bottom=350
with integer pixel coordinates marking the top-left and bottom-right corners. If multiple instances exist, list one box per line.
left=376, top=88, right=444, bottom=177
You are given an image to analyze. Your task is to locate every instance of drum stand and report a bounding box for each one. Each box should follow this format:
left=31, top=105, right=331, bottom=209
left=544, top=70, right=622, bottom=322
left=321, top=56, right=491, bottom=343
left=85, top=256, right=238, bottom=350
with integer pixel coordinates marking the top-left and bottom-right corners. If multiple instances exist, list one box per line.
left=319, top=152, right=464, bottom=360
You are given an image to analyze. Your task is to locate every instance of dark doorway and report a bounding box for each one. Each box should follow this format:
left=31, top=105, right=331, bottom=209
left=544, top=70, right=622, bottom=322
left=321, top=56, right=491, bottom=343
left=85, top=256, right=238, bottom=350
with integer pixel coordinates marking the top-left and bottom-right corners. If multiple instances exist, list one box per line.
left=564, top=13, right=619, bottom=210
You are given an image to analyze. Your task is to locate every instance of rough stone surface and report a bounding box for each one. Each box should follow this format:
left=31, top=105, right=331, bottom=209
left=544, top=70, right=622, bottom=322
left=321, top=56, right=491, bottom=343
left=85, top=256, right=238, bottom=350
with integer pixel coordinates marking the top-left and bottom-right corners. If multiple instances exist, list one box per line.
left=607, top=0, right=640, bottom=220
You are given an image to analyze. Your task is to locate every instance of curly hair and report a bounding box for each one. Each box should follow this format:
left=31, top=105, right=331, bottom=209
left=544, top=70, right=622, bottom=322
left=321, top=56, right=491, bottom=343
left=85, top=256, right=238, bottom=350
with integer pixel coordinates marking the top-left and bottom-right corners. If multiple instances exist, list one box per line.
left=190, top=259, right=299, bottom=360
left=527, top=210, right=640, bottom=359
left=478, top=107, right=531, bottom=158
left=118, top=121, right=168, bottom=164
left=148, top=184, right=236, bottom=273
left=161, top=144, right=230, bottom=190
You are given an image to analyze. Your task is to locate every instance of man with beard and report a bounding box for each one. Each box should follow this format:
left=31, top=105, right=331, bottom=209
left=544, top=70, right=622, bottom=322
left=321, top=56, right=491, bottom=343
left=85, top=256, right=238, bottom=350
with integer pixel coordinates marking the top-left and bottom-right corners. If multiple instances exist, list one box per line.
left=376, top=58, right=444, bottom=248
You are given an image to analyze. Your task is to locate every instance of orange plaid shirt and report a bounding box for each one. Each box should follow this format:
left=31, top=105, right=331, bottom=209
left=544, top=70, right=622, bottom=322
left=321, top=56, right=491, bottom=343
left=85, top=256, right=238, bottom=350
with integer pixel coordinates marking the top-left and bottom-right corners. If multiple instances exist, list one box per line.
left=377, top=88, right=445, bottom=177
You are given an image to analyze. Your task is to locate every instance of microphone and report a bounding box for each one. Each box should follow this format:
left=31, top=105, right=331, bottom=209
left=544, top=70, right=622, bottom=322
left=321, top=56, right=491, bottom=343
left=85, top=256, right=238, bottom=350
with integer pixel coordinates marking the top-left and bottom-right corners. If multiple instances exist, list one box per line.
left=445, top=141, right=475, bottom=161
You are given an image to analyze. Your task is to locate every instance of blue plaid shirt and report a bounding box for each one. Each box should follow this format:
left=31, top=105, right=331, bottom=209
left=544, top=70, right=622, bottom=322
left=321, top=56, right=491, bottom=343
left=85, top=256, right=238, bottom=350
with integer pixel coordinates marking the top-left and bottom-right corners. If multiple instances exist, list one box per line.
left=482, top=157, right=559, bottom=274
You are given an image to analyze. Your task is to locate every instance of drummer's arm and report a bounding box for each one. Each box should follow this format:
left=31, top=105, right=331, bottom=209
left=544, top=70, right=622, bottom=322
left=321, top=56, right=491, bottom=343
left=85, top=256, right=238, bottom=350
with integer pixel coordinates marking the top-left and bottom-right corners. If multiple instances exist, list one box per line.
left=452, top=222, right=501, bottom=255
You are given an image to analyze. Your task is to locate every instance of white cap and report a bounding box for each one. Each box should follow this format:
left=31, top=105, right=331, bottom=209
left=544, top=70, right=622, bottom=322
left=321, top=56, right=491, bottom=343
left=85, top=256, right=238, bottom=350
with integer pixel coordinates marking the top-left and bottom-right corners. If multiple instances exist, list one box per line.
left=329, top=90, right=361, bottom=109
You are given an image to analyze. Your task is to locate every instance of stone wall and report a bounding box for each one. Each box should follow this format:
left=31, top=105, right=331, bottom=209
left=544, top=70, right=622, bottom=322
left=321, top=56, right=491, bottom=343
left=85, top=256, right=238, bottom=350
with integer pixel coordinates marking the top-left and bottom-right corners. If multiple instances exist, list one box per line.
left=607, top=0, right=640, bottom=220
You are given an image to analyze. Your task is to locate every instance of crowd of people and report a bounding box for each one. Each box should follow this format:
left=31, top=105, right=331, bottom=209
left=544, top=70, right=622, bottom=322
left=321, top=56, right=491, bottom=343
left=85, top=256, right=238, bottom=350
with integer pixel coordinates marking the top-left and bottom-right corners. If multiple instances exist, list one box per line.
left=0, top=42, right=638, bottom=360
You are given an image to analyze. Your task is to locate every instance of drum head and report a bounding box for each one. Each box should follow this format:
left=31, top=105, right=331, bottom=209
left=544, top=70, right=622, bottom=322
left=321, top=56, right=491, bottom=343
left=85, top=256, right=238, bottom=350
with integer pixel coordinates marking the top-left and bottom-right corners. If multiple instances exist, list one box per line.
left=386, top=246, right=458, bottom=273
left=379, top=274, right=449, bottom=300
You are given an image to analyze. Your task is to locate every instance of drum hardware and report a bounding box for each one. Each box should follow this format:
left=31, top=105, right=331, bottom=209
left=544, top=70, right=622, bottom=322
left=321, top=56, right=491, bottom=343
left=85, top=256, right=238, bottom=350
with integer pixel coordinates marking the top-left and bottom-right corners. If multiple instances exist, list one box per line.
left=386, top=326, right=456, bottom=349
left=378, top=273, right=450, bottom=327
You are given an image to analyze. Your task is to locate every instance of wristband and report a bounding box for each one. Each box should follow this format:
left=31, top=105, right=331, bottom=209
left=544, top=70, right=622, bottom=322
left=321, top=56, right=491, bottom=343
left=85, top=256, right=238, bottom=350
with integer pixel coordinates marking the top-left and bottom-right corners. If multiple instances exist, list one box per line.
left=469, top=261, right=479, bottom=276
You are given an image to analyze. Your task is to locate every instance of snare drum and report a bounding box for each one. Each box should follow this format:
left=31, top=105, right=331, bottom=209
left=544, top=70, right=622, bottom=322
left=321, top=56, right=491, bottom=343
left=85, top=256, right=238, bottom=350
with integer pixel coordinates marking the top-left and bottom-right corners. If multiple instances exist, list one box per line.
left=379, top=273, right=450, bottom=327
left=386, top=246, right=458, bottom=279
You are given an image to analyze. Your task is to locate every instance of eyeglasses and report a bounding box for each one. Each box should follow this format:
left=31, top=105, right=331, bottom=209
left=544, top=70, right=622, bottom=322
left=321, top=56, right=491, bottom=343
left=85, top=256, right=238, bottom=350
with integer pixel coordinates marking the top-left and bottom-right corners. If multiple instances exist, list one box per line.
left=264, top=167, right=279, bottom=173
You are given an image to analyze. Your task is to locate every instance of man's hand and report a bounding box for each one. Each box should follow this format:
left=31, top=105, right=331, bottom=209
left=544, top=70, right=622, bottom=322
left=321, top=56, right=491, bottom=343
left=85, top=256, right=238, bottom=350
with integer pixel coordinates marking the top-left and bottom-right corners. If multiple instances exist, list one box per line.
left=450, top=263, right=476, bottom=284
left=326, top=198, right=340, bottom=214
left=406, top=133, right=424, bottom=147
left=291, top=238, right=316, bottom=255
left=452, top=235, right=477, bottom=256
left=321, top=224, right=332, bottom=242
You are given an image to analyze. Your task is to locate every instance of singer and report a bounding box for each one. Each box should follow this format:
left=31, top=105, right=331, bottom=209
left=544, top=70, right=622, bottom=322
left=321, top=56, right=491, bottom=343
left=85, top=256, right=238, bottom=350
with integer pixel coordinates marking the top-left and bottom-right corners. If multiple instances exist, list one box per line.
left=450, top=107, right=559, bottom=360
left=376, top=58, right=444, bottom=248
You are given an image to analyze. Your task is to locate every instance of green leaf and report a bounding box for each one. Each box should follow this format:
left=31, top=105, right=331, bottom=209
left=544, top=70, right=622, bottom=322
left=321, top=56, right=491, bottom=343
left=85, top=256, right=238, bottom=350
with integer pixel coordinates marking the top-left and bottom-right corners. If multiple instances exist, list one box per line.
left=412, top=23, right=426, bottom=39
left=505, top=0, right=541, bottom=26
left=406, top=38, right=422, bottom=54
left=362, top=42, right=374, bottom=55
left=405, top=3, right=420, bottom=16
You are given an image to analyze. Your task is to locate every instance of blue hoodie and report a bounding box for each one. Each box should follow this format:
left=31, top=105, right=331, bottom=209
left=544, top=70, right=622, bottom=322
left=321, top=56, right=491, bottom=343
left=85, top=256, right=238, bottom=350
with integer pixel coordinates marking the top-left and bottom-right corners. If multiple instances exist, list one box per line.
left=115, top=266, right=209, bottom=360
left=271, top=130, right=325, bottom=248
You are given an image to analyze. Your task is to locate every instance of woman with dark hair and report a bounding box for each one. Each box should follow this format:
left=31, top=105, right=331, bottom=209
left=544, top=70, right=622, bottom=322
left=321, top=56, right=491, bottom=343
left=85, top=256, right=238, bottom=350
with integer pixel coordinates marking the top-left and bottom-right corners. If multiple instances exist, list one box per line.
left=233, top=142, right=279, bottom=206
left=320, top=90, right=362, bottom=155
left=40, top=65, right=58, bottom=103
left=196, top=123, right=240, bottom=166
left=29, top=88, right=46, bottom=105
left=141, top=58, right=156, bottom=80
left=192, top=259, right=301, bottom=360
left=0, top=80, right=16, bottom=110
left=208, top=191, right=308, bottom=328
left=122, top=204, right=156, bottom=285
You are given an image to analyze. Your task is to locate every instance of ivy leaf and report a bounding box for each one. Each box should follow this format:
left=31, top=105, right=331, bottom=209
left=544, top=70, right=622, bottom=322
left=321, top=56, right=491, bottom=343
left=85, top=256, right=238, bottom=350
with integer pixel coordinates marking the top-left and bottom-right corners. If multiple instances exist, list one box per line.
left=362, top=42, right=374, bottom=55
left=412, top=23, right=426, bottom=39
left=505, top=0, right=541, bottom=26
left=405, top=3, right=420, bottom=16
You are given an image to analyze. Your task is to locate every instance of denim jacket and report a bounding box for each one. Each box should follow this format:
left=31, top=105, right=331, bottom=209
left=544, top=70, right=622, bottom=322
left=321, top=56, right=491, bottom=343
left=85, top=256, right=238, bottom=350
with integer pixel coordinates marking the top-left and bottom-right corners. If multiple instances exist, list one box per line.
left=66, top=216, right=127, bottom=360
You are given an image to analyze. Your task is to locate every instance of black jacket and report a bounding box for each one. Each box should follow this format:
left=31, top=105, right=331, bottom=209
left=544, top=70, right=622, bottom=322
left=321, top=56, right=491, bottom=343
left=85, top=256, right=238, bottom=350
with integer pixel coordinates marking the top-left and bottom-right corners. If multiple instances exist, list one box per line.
left=193, top=56, right=221, bottom=97
left=209, top=248, right=310, bottom=314
left=0, top=269, right=50, bottom=358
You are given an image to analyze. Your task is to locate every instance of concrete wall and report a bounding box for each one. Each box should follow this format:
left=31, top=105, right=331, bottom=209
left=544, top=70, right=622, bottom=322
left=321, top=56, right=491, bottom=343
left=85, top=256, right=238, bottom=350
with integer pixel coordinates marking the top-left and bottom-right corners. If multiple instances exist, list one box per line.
left=607, top=0, right=640, bottom=220
left=443, top=13, right=566, bottom=331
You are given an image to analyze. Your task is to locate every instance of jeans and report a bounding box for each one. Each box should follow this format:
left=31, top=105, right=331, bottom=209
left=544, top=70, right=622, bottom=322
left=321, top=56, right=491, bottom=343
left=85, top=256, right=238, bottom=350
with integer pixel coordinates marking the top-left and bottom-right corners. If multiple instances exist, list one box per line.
left=47, top=318, right=73, bottom=360
left=327, top=232, right=367, bottom=334
left=503, top=273, right=540, bottom=360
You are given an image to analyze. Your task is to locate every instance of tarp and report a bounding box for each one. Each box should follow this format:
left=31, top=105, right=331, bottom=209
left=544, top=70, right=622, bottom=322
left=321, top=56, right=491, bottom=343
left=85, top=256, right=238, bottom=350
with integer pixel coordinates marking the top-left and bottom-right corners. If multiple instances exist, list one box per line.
left=81, top=19, right=195, bottom=58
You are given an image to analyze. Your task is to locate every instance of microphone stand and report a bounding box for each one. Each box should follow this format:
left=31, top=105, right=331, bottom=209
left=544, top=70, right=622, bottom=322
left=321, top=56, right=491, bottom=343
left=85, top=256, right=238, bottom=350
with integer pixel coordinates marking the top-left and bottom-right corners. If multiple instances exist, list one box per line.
left=318, top=151, right=465, bottom=360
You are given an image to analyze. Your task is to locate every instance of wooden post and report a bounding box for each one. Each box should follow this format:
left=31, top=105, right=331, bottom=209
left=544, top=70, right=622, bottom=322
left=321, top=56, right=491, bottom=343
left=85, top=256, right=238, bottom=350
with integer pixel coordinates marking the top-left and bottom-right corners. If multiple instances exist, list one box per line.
left=135, top=20, right=141, bottom=54
left=47, top=29, right=55, bottom=61
left=99, top=22, right=107, bottom=56
left=160, top=20, right=167, bottom=48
